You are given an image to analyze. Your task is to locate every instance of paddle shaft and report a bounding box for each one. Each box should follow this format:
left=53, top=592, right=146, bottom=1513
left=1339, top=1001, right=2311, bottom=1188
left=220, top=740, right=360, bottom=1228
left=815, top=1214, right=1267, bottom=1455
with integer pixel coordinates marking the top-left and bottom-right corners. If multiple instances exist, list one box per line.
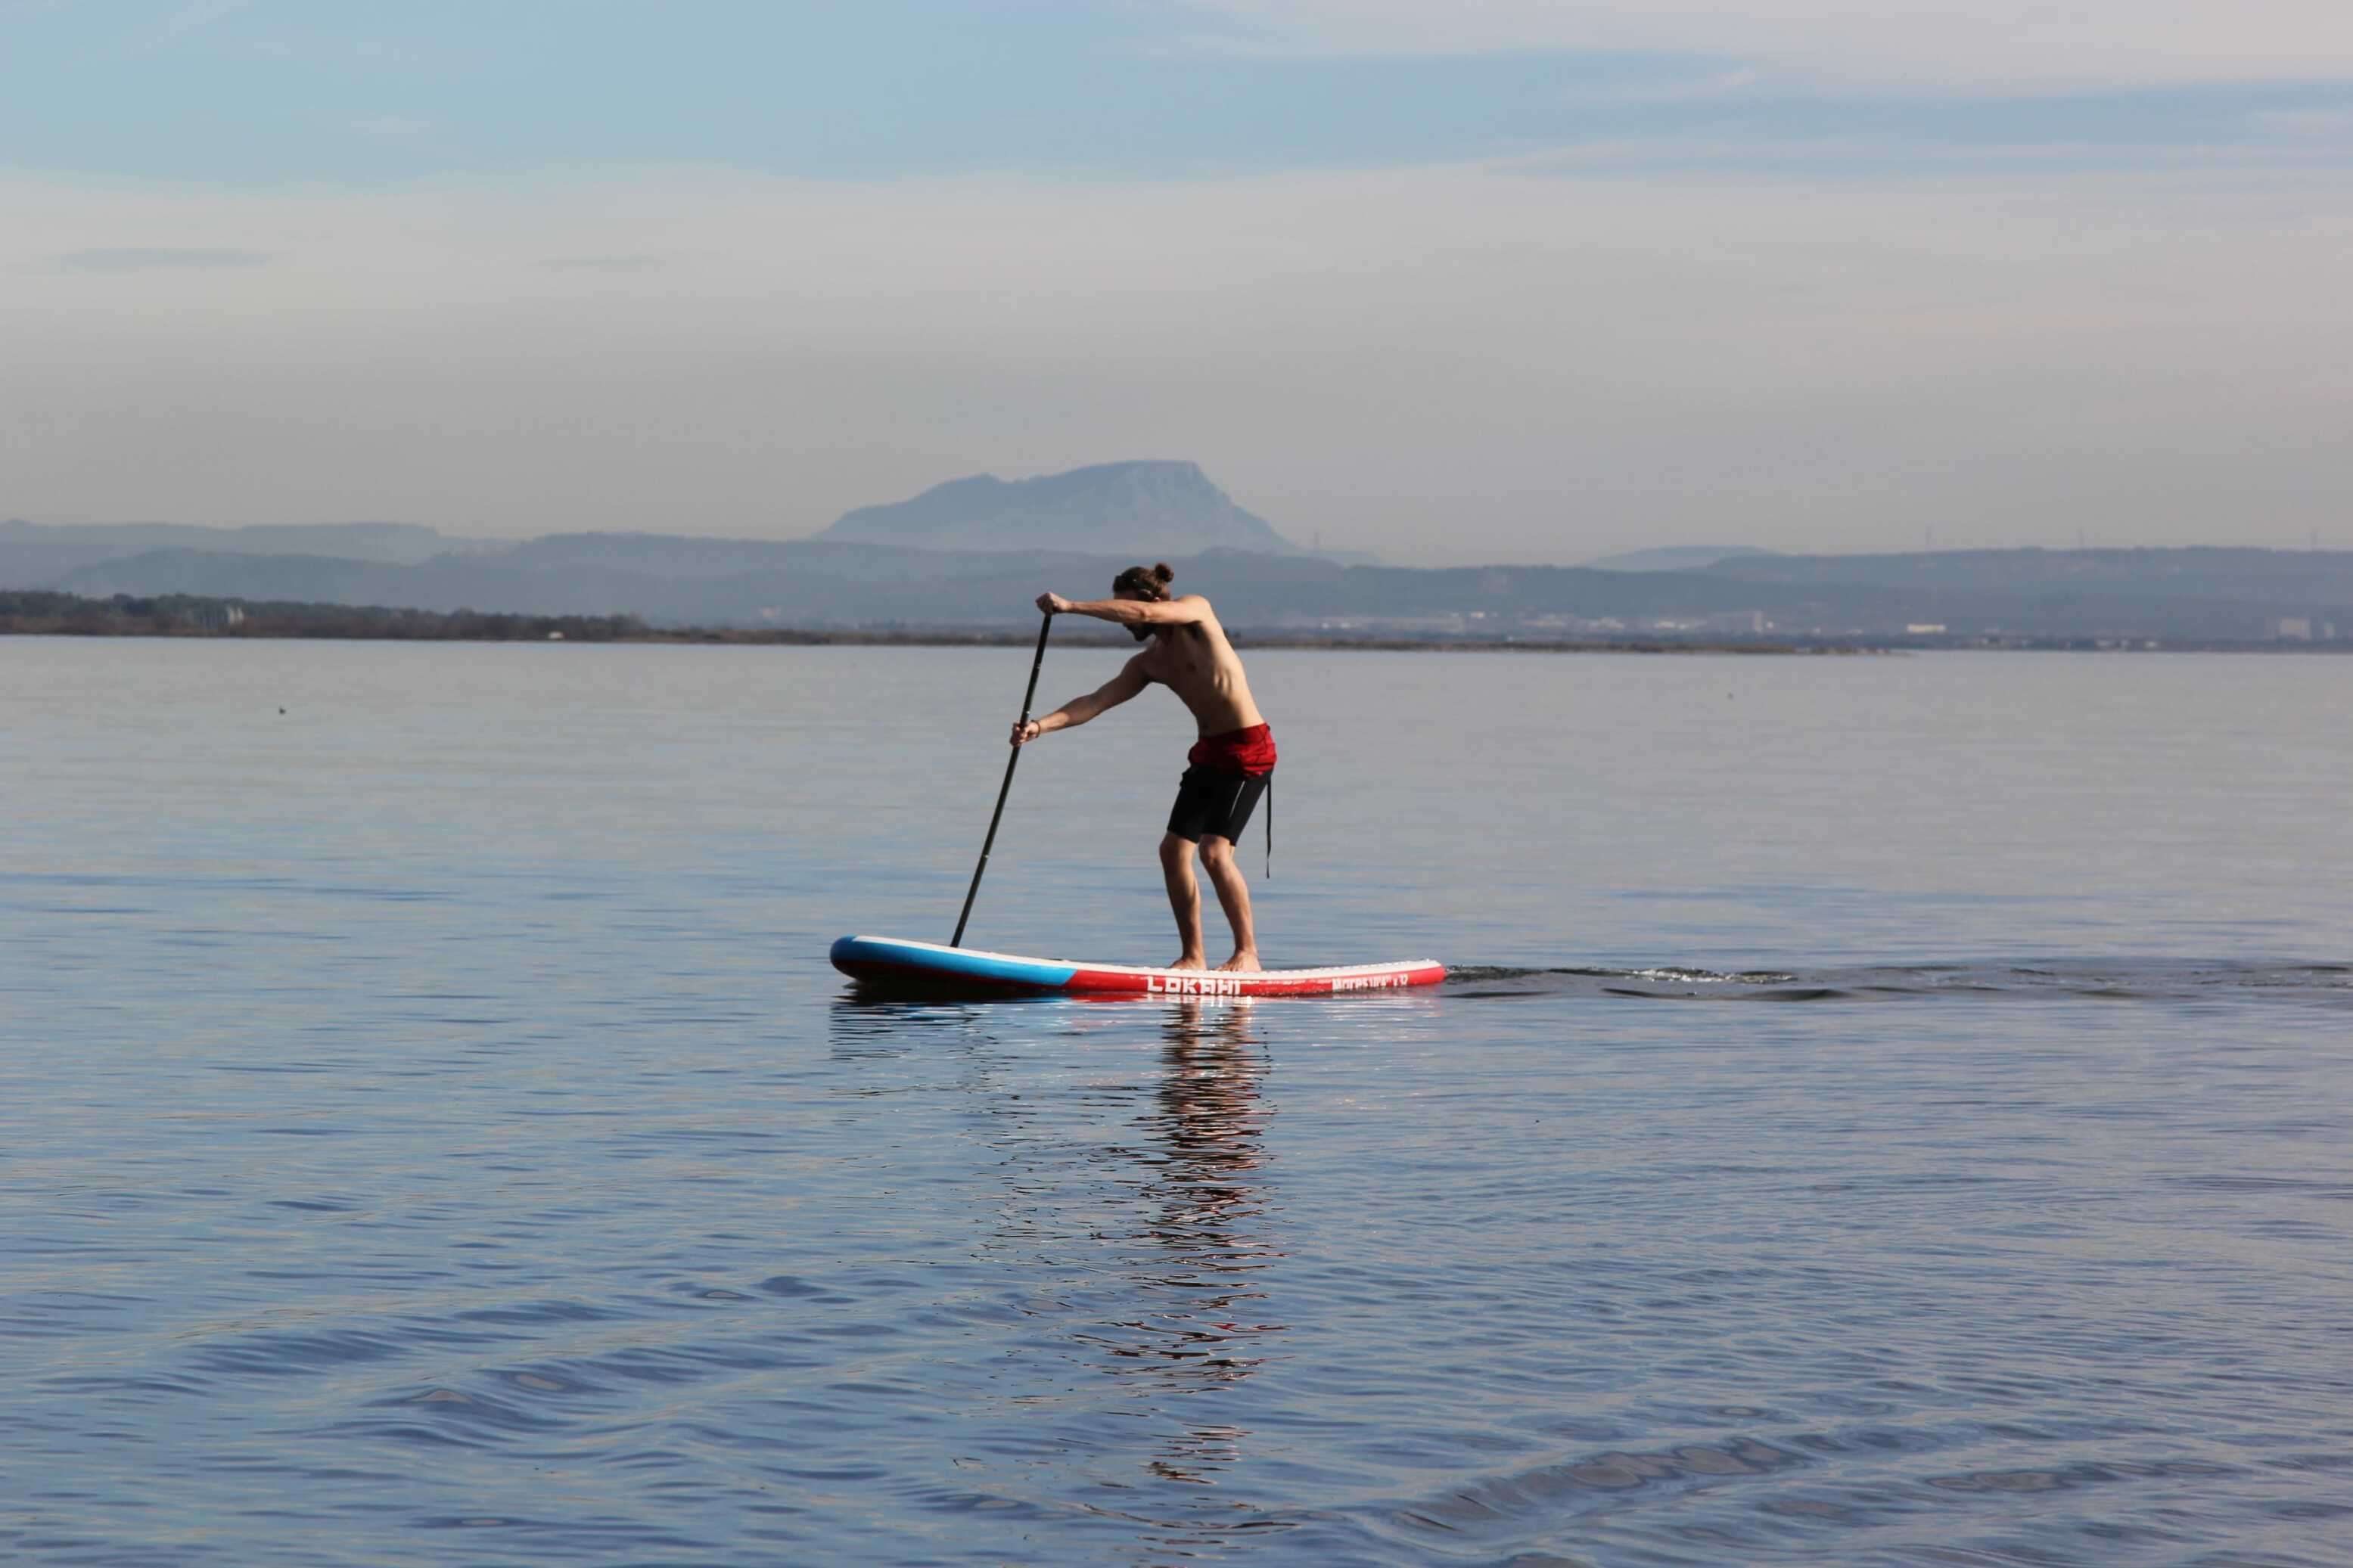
left=950, top=612, right=1053, bottom=947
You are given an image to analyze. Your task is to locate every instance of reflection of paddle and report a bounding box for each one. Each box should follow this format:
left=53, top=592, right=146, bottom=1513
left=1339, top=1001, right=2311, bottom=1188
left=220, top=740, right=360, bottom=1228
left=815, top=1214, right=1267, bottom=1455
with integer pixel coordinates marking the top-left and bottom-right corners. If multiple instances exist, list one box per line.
left=950, top=612, right=1053, bottom=947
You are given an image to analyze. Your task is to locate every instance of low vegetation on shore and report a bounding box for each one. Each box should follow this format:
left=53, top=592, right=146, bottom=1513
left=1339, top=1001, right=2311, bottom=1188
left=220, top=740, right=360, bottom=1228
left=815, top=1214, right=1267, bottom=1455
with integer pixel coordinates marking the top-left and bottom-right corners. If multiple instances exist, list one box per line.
left=0, top=589, right=1850, bottom=652
left=0, top=591, right=747, bottom=644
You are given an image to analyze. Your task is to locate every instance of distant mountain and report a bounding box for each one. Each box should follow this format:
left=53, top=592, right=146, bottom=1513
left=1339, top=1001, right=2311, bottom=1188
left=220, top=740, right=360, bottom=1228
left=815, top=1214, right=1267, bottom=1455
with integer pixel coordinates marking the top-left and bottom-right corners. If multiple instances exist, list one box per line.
left=815, top=461, right=1303, bottom=557
left=1584, top=545, right=1774, bottom=573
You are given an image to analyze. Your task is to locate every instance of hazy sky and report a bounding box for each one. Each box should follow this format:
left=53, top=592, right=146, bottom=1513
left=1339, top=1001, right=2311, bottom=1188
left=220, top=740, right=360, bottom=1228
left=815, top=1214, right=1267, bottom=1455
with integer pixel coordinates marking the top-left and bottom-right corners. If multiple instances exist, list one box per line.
left=5, top=2, right=2350, bottom=564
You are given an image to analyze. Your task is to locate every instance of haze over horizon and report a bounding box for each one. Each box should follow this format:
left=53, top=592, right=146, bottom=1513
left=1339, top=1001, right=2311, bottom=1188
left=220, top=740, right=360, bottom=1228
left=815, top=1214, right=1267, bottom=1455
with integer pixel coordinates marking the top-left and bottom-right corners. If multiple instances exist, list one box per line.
left=6, top=2, right=2350, bottom=567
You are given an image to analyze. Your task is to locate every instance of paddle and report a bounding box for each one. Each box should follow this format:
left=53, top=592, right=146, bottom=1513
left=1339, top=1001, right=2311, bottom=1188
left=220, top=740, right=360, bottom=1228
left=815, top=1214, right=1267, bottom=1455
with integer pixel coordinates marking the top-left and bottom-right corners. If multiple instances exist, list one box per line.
left=950, top=610, right=1053, bottom=947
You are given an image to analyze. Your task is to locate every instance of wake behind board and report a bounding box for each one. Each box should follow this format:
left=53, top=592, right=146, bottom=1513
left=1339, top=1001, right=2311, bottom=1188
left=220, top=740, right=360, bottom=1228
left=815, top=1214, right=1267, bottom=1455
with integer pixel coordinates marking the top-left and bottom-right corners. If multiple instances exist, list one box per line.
left=831, top=935, right=1444, bottom=999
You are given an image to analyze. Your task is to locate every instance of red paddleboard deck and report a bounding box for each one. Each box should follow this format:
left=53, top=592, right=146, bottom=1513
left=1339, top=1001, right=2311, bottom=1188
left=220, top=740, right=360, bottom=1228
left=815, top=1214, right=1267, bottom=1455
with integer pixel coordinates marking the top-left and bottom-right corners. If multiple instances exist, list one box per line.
left=831, top=935, right=1445, bottom=999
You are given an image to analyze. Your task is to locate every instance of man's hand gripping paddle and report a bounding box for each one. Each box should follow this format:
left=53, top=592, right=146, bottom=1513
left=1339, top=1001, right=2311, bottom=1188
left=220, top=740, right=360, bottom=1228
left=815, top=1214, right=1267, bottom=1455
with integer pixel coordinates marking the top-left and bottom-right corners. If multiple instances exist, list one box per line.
left=950, top=610, right=1052, bottom=947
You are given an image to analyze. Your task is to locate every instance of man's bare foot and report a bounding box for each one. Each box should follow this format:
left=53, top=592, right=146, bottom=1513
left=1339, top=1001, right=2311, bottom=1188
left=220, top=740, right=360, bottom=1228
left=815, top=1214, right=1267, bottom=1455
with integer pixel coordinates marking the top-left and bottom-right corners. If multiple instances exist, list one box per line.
left=1216, top=951, right=1261, bottom=973
left=1167, top=953, right=1208, bottom=971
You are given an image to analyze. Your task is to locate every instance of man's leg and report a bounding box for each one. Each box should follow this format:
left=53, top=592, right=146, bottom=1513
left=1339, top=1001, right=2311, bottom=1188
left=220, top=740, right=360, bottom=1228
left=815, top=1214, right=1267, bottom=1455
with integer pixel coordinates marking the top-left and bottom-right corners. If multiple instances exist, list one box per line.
left=1197, top=834, right=1260, bottom=973
left=1160, top=831, right=1208, bottom=970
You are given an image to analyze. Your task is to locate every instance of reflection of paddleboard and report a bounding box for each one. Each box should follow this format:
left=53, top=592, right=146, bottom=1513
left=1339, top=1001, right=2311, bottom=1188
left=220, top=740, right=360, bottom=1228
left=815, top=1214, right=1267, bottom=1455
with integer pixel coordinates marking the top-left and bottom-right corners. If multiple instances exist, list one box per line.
left=831, top=935, right=1445, bottom=998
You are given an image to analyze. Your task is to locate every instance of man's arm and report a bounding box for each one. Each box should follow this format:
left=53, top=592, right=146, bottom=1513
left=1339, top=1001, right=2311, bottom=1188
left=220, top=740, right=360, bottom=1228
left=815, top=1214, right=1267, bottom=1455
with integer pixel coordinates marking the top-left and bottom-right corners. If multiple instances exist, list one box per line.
left=1036, top=591, right=1209, bottom=629
left=1012, top=655, right=1151, bottom=746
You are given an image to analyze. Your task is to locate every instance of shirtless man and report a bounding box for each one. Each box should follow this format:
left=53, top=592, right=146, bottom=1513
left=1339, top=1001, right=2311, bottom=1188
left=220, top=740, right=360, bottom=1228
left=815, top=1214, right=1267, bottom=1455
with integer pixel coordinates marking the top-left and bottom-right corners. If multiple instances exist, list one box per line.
left=1011, top=563, right=1275, bottom=973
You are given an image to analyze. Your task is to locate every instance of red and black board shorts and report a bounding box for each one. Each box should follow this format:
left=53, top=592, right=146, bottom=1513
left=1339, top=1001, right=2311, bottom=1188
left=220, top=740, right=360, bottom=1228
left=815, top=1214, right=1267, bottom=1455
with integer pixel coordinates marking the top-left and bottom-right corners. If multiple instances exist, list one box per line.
left=1167, top=766, right=1270, bottom=845
left=1168, top=723, right=1276, bottom=845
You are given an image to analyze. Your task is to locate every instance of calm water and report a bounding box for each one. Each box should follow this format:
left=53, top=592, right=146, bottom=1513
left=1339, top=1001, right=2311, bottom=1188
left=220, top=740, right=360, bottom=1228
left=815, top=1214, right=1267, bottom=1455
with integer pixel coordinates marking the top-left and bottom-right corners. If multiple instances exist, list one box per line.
left=5, top=638, right=2350, bottom=1566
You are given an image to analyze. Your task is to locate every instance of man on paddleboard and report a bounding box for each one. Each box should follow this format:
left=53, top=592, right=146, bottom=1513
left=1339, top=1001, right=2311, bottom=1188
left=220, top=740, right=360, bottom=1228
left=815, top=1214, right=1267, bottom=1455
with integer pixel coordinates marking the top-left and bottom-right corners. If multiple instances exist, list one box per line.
left=1012, top=563, right=1274, bottom=973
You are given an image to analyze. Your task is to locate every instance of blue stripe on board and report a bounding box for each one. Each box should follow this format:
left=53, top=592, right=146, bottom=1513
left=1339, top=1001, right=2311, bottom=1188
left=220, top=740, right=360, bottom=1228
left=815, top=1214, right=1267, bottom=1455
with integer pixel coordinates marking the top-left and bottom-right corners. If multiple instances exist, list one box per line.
left=830, top=935, right=1077, bottom=989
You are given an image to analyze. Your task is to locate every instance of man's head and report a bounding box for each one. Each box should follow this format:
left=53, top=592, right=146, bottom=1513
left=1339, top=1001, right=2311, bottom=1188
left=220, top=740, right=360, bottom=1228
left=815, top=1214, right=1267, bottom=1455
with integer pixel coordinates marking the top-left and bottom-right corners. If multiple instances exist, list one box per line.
left=1112, top=562, right=1174, bottom=640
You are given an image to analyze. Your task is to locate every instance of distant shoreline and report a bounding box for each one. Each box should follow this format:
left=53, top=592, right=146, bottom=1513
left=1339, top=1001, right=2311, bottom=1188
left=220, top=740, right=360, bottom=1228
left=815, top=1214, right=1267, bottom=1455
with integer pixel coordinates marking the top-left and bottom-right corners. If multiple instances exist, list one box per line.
left=5, top=590, right=2348, bottom=654
left=16, top=624, right=2353, bottom=655
left=0, top=620, right=1846, bottom=655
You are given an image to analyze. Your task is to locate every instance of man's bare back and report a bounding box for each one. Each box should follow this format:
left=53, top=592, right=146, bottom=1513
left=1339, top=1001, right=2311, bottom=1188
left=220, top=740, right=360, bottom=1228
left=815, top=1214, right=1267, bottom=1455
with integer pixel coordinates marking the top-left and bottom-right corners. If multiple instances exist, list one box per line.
left=1122, top=601, right=1264, bottom=738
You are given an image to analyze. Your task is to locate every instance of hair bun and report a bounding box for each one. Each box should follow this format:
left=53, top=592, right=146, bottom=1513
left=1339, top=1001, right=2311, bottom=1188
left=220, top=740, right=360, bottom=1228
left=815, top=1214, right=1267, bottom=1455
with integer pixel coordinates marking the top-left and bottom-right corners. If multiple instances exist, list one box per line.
left=1111, top=561, right=1176, bottom=601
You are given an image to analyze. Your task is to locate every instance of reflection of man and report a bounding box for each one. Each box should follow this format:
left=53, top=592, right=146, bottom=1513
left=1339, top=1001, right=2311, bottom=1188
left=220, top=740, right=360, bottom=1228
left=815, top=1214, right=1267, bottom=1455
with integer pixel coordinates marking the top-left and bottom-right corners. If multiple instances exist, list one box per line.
left=1012, top=563, right=1275, bottom=973
left=1141, top=1001, right=1276, bottom=1486
left=1158, top=1002, right=1268, bottom=1212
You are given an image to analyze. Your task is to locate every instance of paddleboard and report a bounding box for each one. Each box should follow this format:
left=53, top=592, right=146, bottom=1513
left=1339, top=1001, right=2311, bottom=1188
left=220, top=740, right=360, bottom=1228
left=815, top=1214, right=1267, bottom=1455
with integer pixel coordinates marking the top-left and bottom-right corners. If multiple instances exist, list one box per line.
left=831, top=934, right=1445, bottom=998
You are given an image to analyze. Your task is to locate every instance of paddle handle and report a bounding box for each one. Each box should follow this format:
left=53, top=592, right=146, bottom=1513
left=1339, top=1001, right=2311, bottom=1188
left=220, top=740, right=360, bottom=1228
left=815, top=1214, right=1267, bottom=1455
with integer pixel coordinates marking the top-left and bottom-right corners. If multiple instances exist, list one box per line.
left=950, top=612, right=1053, bottom=947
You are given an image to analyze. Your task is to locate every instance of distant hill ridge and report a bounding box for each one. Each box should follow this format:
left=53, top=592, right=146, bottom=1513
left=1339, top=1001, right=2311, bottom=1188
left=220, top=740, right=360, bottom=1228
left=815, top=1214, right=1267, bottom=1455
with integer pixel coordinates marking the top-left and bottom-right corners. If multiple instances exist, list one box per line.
left=0, top=517, right=468, bottom=579
left=816, top=460, right=1302, bottom=558
left=8, top=513, right=2352, bottom=641
left=1584, top=545, right=1775, bottom=573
